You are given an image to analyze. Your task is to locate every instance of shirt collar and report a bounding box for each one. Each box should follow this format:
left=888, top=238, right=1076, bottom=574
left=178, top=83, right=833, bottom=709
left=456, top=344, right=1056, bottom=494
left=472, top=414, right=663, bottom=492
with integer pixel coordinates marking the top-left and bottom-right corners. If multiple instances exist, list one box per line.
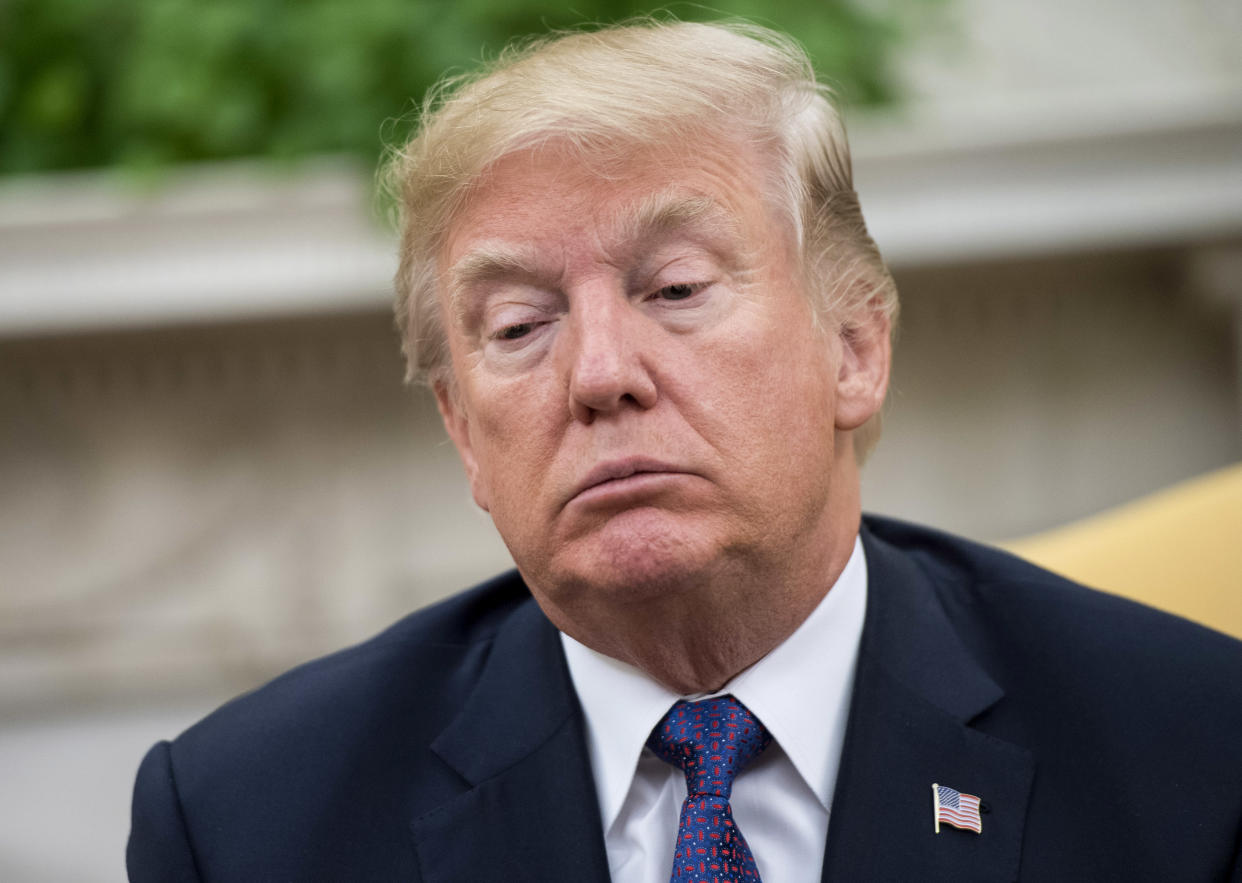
left=561, top=535, right=868, bottom=833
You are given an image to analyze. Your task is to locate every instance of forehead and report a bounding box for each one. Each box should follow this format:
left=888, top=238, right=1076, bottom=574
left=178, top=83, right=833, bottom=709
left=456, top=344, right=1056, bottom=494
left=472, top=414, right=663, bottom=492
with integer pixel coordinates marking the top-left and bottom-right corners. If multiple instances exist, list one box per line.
left=441, top=137, right=784, bottom=268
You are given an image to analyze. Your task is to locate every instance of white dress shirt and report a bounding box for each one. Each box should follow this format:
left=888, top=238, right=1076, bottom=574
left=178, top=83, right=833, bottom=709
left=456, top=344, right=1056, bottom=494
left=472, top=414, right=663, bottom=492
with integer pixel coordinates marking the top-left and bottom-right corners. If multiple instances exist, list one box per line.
left=561, top=535, right=868, bottom=883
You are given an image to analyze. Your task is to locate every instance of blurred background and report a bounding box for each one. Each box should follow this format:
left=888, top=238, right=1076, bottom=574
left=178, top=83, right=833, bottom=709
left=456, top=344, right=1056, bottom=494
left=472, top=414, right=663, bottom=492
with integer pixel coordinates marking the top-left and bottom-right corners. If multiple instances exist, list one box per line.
left=2, top=0, right=1240, bottom=879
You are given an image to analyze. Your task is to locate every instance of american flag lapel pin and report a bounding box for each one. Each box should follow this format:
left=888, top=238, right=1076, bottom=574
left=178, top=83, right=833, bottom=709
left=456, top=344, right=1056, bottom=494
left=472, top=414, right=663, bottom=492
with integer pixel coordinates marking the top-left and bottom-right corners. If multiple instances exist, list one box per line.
left=932, top=783, right=983, bottom=834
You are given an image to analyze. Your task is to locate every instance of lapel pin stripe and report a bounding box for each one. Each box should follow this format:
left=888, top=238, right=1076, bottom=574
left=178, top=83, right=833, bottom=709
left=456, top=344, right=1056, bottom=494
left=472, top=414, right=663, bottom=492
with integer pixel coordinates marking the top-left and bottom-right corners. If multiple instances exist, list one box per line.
left=932, top=783, right=983, bottom=834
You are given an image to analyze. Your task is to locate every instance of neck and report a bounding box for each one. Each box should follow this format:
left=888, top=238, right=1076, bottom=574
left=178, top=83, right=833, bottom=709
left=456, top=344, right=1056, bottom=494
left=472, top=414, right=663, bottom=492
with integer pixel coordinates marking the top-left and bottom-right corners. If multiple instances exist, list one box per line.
left=626, top=520, right=859, bottom=694
left=551, top=499, right=862, bottom=695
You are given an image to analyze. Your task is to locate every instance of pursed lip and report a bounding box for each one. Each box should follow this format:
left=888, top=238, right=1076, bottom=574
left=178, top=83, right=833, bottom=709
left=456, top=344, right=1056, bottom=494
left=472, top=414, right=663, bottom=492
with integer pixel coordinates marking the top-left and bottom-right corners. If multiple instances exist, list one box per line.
left=566, top=456, right=695, bottom=507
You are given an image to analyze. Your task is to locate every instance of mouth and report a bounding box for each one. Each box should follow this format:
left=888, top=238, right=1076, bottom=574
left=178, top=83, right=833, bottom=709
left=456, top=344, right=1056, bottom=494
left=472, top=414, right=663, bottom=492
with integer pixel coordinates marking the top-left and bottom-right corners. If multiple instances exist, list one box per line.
left=567, top=457, right=694, bottom=507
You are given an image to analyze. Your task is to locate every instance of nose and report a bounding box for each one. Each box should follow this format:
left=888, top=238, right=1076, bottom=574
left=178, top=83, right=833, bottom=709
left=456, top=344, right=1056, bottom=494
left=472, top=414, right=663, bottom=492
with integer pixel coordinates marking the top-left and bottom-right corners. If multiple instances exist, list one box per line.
left=563, top=294, right=658, bottom=423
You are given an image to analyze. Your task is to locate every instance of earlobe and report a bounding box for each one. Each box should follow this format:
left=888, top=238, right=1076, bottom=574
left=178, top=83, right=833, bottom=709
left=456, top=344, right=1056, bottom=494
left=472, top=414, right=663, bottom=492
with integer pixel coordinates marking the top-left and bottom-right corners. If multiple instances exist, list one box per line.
left=834, top=310, right=892, bottom=431
left=433, top=380, right=490, bottom=512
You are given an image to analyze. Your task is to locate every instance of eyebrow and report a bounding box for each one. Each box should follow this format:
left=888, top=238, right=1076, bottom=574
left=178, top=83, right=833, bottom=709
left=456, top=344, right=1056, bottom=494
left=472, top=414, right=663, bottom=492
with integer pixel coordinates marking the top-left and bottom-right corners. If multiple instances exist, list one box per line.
left=443, top=191, right=743, bottom=326
left=444, top=243, right=545, bottom=327
left=617, top=192, right=741, bottom=251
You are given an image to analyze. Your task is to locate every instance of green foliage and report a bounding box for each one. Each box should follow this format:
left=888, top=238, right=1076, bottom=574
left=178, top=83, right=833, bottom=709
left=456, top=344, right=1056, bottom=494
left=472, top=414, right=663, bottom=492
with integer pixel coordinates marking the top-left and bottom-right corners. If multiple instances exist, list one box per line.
left=0, top=0, right=943, bottom=176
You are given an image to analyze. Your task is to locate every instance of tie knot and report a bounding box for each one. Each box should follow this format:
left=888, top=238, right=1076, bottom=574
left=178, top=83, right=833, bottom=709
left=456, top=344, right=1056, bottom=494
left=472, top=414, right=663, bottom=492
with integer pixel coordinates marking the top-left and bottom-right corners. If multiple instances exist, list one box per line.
left=647, top=695, right=771, bottom=799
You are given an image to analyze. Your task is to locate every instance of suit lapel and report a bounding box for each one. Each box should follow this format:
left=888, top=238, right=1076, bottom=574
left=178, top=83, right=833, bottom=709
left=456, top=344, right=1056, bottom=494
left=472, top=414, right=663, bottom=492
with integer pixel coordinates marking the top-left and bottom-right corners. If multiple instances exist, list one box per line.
left=409, top=599, right=611, bottom=882
left=821, top=527, right=1034, bottom=882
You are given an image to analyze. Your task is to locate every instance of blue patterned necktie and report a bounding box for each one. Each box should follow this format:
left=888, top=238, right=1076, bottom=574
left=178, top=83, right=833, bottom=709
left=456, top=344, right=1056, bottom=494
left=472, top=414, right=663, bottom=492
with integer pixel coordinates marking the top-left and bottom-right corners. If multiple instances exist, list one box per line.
left=647, top=695, right=772, bottom=882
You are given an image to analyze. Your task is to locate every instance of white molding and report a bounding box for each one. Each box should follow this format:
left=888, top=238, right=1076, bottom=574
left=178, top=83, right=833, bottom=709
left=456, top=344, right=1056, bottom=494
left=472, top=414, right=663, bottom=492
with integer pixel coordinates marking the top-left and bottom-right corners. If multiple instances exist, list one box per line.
left=0, top=158, right=395, bottom=335
left=2, top=90, right=1241, bottom=335
left=851, top=85, right=1242, bottom=266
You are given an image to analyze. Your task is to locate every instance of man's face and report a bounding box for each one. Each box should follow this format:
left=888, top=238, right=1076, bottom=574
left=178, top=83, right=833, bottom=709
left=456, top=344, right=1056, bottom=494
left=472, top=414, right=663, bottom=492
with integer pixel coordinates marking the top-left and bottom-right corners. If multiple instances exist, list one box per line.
left=434, top=137, right=883, bottom=625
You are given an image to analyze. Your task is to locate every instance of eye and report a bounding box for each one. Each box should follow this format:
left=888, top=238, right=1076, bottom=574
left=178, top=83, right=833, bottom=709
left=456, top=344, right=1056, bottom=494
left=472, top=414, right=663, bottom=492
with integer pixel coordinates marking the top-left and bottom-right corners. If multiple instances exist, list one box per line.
left=654, top=282, right=705, bottom=301
left=496, top=322, right=535, bottom=340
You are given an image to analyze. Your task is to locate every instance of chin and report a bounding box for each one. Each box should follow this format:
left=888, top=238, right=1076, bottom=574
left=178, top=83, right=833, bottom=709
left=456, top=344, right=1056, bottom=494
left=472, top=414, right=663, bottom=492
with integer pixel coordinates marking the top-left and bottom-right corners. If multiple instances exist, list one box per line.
left=538, top=508, right=728, bottom=604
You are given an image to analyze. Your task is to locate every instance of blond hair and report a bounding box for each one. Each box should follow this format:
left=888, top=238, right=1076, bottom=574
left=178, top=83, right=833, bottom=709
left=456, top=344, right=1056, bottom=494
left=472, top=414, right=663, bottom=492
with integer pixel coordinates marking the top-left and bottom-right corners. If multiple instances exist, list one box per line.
left=386, top=18, right=897, bottom=454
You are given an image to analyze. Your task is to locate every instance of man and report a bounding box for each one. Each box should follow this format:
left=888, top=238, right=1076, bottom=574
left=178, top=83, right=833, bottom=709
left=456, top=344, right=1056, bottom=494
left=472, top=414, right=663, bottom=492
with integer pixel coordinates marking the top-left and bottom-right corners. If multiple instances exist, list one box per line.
left=129, top=20, right=1242, bottom=882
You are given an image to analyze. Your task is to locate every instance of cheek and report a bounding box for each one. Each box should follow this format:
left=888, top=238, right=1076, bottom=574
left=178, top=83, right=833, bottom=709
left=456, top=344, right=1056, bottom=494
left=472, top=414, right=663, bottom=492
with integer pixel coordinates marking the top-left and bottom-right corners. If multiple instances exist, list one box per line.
left=467, top=378, right=561, bottom=500
left=703, top=302, right=830, bottom=414
left=702, top=318, right=837, bottom=468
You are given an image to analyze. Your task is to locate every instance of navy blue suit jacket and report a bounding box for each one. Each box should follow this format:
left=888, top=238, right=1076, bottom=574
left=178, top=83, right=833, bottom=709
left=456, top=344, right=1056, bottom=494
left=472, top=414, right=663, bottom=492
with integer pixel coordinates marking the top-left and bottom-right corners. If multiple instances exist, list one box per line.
left=128, top=517, right=1242, bottom=881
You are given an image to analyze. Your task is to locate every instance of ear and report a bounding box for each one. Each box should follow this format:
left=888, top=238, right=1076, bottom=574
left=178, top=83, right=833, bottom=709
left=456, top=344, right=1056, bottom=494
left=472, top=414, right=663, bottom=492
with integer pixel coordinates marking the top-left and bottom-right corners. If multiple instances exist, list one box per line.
left=433, top=380, right=490, bottom=512
left=834, top=305, right=892, bottom=432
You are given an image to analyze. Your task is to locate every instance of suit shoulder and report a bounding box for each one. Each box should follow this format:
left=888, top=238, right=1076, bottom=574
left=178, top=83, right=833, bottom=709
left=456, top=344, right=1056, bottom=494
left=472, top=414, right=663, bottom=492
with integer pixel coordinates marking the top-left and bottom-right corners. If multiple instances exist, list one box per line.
left=863, top=513, right=1242, bottom=691
left=132, top=575, right=537, bottom=878
left=171, top=569, right=532, bottom=763
left=864, top=512, right=1117, bottom=599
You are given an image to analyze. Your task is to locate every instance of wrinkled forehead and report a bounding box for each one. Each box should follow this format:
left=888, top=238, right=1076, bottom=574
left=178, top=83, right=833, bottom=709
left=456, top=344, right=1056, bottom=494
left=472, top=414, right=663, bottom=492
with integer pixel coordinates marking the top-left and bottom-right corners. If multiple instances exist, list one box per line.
left=440, top=134, right=793, bottom=271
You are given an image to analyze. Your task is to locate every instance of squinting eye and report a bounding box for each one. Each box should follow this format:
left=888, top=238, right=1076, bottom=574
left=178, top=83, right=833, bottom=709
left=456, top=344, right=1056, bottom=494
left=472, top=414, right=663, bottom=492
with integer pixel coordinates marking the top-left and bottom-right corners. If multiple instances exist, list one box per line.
left=497, top=322, right=534, bottom=340
left=657, top=283, right=700, bottom=301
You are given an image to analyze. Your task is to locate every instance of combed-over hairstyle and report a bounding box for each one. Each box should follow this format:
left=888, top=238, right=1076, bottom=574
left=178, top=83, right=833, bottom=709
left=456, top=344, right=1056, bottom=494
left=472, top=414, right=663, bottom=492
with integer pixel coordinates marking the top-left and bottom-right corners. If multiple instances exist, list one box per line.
left=386, top=18, right=898, bottom=455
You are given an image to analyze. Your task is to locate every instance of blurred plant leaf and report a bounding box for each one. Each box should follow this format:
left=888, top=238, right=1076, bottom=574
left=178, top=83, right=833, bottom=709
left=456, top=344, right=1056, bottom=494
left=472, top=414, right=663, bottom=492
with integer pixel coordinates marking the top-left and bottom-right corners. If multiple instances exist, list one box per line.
left=0, top=0, right=948, bottom=176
